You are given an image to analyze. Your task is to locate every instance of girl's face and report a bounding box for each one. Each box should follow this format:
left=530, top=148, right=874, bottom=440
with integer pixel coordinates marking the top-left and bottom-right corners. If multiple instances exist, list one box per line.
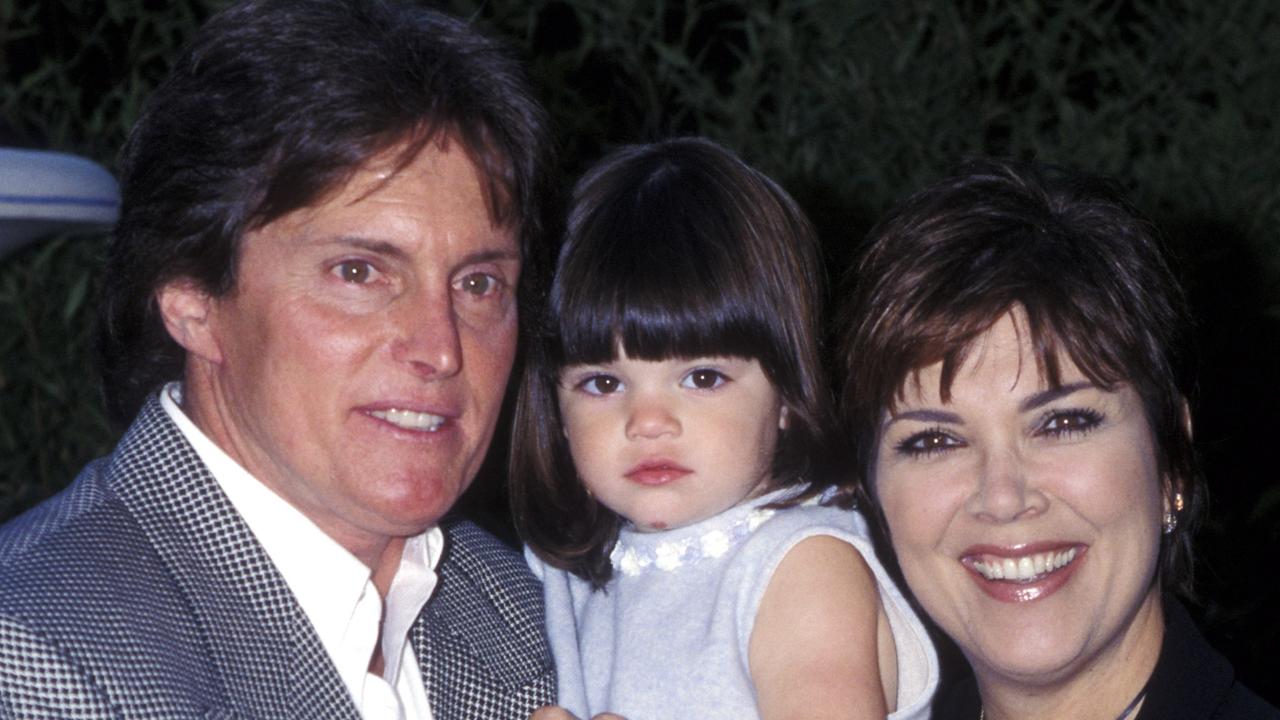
left=873, top=311, right=1168, bottom=692
left=558, top=352, right=786, bottom=532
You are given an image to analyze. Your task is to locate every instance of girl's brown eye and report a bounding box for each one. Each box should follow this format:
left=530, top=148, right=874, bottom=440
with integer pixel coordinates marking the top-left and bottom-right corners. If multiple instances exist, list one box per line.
left=682, top=368, right=727, bottom=390
left=580, top=375, right=623, bottom=395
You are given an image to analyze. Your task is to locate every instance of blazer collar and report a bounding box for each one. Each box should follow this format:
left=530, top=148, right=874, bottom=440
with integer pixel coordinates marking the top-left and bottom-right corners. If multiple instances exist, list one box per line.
left=106, top=396, right=360, bottom=720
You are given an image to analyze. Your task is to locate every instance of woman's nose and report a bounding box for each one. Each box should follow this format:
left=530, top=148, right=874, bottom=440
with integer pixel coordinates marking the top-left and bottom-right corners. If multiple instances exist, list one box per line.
left=966, top=447, right=1047, bottom=522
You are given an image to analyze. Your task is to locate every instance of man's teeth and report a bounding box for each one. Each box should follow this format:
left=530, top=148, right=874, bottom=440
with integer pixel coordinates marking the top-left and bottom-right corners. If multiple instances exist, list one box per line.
left=972, top=548, right=1079, bottom=582
left=370, top=408, right=445, bottom=431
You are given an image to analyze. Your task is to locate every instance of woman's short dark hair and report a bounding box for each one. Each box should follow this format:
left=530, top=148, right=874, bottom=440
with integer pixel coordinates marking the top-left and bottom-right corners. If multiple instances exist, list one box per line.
left=837, top=158, right=1202, bottom=597
left=99, top=0, right=551, bottom=424
left=511, top=137, right=842, bottom=588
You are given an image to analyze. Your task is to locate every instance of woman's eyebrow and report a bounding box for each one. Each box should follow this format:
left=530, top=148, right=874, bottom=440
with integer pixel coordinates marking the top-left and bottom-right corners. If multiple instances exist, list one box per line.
left=1018, top=381, right=1094, bottom=412
left=882, top=408, right=962, bottom=432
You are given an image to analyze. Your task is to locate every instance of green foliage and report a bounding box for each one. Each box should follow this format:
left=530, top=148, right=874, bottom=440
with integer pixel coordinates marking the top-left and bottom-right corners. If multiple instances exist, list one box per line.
left=0, top=234, right=111, bottom=519
left=474, top=0, right=1280, bottom=278
left=1, top=0, right=226, bottom=517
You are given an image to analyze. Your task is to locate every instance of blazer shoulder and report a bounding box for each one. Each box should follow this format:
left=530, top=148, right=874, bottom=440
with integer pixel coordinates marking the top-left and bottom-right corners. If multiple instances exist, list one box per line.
left=0, top=457, right=117, bottom=568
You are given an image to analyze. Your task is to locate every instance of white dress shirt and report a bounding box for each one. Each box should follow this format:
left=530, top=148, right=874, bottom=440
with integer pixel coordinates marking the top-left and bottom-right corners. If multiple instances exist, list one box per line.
left=161, top=383, right=440, bottom=719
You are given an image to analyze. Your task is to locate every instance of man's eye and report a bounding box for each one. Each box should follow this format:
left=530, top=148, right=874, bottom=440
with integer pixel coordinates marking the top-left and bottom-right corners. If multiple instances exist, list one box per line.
left=333, top=260, right=376, bottom=284
left=681, top=368, right=728, bottom=390
left=456, top=272, right=499, bottom=296
left=579, top=375, right=623, bottom=396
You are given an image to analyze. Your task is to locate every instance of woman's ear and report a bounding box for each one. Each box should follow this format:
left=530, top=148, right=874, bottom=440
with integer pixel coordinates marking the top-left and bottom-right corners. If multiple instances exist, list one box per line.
left=156, top=278, right=223, bottom=365
left=1161, top=396, right=1194, bottom=527
left=1180, top=397, right=1193, bottom=441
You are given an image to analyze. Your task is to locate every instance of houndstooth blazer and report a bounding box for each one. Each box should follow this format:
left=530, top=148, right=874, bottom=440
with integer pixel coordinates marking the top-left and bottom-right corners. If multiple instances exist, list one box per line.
left=0, top=396, right=555, bottom=719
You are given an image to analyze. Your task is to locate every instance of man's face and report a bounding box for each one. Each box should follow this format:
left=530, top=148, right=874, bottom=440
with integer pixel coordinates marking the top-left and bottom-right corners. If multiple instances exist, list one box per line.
left=180, top=140, right=519, bottom=556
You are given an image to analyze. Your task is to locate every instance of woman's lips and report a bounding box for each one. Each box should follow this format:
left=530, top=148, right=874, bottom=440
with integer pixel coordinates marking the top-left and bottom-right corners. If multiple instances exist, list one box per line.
left=624, top=460, right=692, bottom=486
left=960, top=543, right=1088, bottom=603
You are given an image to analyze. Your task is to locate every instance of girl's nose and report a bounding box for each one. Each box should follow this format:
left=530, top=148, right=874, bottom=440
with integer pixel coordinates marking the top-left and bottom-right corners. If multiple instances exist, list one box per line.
left=625, top=395, right=681, bottom=440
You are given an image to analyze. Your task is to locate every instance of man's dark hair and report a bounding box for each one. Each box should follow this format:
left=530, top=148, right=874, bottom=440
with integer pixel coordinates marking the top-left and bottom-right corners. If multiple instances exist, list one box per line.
left=100, top=0, right=552, bottom=424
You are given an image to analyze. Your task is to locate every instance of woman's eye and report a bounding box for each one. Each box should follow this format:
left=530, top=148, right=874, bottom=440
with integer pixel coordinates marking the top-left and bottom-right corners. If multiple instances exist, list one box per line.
left=579, top=374, right=623, bottom=396
left=681, top=368, right=728, bottom=390
left=333, top=260, right=378, bottom=284
left=895, top=428, right=963, bottom=458
left=456, top=272, right=501, bottom=297
left=1038, top=408, right=1104, bottom=438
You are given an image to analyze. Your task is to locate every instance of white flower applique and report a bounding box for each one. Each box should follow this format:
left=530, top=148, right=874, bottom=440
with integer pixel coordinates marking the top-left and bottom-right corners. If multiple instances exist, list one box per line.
left=615, top=546, right=647, bottom=577
left=700, top=530, right=731, bottom=558
left=611, top=501, right=789, bottom=576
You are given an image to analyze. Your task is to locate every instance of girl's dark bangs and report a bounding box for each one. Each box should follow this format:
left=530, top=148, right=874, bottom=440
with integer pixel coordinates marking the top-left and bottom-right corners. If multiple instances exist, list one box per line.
left=554, top=202, right=775, bottom=366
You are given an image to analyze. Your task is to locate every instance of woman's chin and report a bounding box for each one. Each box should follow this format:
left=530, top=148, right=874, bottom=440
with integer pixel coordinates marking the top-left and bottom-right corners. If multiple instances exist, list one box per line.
left=967, top=640, right=1093, bottom=690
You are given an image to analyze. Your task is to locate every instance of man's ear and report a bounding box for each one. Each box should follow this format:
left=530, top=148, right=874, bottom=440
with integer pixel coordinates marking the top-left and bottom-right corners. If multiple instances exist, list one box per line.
left=156, top=279, right=223, bottom=364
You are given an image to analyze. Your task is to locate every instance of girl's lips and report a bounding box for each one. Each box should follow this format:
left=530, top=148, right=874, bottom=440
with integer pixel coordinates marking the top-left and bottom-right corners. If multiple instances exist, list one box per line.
left=624, top=460, right=692, bottom=486
left=959, top=543, right=1088, bottom=603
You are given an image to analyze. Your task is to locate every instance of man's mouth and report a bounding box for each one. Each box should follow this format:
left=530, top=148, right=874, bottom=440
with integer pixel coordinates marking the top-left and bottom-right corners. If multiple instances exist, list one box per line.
left=368, top=408, right=447, bottom=432
left=964, top=546, right=1082, bottom=583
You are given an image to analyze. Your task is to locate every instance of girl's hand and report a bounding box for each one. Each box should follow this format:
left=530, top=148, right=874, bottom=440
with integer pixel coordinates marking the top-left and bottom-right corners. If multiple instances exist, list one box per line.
left=529, top=706, right=627, bottom=720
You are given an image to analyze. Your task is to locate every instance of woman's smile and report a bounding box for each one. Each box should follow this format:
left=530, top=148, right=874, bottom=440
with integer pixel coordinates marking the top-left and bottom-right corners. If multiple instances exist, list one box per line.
left=960, top=543, right=1087, bottom=603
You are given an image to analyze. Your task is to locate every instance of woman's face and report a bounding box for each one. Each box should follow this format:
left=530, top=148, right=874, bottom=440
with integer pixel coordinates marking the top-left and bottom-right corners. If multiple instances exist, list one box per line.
left=873, top=311, right=1168, bottom=689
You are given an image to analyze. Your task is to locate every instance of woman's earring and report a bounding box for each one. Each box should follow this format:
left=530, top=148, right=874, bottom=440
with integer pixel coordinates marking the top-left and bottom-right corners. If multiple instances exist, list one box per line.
left=1162, top=492, right=1185, bottom=534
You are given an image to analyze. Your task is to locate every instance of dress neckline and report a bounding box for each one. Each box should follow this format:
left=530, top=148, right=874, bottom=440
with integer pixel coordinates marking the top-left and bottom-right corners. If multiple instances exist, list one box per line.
left=610, top=486, right=811, bottom=576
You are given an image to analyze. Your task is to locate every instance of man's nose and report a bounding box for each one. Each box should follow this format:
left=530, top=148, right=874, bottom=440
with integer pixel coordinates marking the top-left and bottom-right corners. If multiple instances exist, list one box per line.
left=391, top=289, right=461, bottom=379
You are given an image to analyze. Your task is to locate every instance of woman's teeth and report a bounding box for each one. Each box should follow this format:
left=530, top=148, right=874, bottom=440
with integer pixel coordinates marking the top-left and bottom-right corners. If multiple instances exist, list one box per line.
left=370, top=408, right=445, bottom=431
left=971, top=547, right=1079, bottom=582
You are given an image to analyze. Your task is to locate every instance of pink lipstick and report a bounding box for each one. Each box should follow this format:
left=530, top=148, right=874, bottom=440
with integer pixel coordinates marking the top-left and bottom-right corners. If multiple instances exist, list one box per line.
left=959, top=542, right=1088, bottom=603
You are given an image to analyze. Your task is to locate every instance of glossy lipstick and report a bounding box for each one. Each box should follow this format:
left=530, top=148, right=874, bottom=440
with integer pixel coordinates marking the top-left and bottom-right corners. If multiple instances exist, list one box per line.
left=960, top=542, right=1088, bottom=603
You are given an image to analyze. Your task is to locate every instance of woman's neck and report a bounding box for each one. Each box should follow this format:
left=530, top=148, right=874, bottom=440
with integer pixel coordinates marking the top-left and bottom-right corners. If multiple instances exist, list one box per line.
left=975, top=590, right=1165, bottom=720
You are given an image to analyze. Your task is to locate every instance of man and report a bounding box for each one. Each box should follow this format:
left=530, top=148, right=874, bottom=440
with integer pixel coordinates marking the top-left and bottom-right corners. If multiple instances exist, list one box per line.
left=0, top=1, right=556, bottom=717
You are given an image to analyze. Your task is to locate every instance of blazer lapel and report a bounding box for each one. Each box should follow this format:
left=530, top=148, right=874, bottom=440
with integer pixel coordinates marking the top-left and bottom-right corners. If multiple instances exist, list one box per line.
left=108, top=397, right=360, bottom=720
left=412, top=521, right=556, bottom=720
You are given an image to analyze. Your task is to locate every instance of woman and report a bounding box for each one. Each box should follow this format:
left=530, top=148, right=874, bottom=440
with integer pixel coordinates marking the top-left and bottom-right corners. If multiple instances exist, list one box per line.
left=837, top=159, right=1277, bottom=719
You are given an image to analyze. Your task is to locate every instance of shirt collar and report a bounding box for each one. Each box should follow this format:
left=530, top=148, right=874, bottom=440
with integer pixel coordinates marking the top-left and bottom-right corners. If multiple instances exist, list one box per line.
left=160, top=382, right=443, bottom=697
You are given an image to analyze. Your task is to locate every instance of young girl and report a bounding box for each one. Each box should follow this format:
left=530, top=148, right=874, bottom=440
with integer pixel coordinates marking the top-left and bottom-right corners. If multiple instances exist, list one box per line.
left=511, top=138, right=937, bottom=720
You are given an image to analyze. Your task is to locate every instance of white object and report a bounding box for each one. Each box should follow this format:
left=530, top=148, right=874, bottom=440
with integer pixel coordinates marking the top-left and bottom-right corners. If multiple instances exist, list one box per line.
left=0, top=148, right=119, bottom=256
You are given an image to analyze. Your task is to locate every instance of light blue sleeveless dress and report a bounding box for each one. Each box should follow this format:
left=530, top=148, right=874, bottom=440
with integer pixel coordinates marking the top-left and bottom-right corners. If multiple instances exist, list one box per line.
left=528, top=487, right=939, bottom=720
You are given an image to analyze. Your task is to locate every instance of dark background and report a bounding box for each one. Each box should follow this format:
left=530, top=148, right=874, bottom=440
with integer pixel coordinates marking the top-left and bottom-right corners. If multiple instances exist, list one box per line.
left=3, top=0, right=1277, bottom=704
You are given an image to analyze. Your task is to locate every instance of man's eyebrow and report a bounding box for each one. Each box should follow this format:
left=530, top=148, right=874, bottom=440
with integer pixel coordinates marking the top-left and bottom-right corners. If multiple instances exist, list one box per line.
left=1018, top=381, right=1094, bottom=412
left=330, top=236, right=408, bottom=260
left=455, top=247, right=521, bottom=266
